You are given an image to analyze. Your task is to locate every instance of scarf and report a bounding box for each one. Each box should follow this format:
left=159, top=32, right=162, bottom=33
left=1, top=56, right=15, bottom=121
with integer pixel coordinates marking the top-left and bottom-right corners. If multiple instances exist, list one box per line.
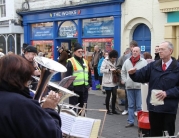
left=130, top=55, right=140, bottom=66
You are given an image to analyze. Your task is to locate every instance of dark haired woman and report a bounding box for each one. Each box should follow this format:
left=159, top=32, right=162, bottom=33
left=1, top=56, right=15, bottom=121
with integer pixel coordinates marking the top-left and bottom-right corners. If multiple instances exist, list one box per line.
left=0, top=54, right=62, bottom=138
left=100, top=50, right=119, bottom=115
left=143, top=52, right=154, bottom=64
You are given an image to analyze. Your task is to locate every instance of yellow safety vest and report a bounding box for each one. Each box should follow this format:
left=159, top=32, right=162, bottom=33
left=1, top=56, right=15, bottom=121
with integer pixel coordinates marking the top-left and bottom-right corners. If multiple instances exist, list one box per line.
left=68, top=57, right=89, bottom=86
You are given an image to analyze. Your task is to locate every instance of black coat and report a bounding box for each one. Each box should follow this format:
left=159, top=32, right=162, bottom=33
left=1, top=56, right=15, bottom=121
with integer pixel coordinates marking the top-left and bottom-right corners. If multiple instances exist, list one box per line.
left=130, top=58, right=179, bottom=114
left=0, top=82, right=62, bottom=138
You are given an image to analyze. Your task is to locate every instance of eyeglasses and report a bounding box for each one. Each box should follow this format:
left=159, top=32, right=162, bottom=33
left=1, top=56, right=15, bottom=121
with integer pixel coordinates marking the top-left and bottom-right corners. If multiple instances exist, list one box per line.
left=77, top=51, right=84, bottom=53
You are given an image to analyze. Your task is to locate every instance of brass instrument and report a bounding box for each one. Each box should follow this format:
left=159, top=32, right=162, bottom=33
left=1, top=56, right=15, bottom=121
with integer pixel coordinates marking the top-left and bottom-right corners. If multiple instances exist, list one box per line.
left=33, top=56, right=78, bottom=103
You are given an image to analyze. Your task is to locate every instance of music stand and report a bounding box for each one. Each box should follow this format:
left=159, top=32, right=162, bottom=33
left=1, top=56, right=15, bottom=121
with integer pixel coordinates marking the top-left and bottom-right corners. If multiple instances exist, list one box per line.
left=59, top=76, right=76, bottom=88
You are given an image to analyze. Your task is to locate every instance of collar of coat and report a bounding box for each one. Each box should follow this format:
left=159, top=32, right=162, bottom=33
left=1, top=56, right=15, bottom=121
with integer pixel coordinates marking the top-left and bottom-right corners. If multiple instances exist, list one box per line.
left=154, top=57, right=179, bottom=71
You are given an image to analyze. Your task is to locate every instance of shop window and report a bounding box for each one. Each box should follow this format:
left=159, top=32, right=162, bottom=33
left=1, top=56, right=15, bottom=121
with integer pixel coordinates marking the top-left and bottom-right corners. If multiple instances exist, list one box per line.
left=31, top=22, right=53, bottom=39
left=0, top=0, right=6, bottom=17
left=0, top=35, right=6, bottom=53
left=32, top=40, right=53, bottom=59
left=16, top=34, right=21, bottom=55
left=7, top=35, right=15, bottom=53
left=58, top=20, right=78, bottom=38
left=83, top=38, right=114, bottom=63
left=83, top=17, right=114, bottom=37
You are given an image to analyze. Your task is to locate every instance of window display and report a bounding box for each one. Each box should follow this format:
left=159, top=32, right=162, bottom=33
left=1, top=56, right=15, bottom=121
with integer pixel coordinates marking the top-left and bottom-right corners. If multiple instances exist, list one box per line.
left=82, top=38, right=114, bottom=63
left=58, top=20, right=78, bottom=38
left=32, top=40, right=53, bottom=59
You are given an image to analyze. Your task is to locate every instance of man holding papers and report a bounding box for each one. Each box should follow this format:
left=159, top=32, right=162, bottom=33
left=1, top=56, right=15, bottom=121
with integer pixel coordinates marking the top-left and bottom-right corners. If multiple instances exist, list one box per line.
left=128, top=41, right=179, bottom=137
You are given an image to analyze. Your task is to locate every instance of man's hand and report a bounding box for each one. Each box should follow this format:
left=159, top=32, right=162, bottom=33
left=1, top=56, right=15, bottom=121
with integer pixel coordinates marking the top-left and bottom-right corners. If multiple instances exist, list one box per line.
left=156, top=91, right=167, bottom=101
left=128, top=68, right=137, bottom=74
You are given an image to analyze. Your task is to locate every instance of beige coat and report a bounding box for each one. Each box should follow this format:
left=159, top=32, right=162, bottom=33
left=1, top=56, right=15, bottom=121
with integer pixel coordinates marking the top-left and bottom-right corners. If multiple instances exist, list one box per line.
left=100, top=58, right=118, bottom=87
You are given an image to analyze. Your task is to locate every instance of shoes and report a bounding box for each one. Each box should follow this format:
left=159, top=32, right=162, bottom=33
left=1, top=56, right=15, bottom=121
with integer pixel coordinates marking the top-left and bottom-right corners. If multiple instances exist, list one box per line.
left=112, top=111, right=120, bottom=115
left=107, top=111, right=113, bottom=115
left=125, top=123, right=134, bottom=128
left=134, top=111, right=137, bottom=117
left=122, top=110, right=128, bottom=115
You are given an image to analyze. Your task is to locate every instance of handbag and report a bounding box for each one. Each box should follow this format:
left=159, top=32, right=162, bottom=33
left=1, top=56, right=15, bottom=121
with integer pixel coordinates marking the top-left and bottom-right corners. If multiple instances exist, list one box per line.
left=112, top=71, right=119, bottom=83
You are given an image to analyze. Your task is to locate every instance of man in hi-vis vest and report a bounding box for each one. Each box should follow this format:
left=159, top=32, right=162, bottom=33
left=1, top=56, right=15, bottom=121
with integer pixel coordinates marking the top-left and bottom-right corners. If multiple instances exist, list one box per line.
left=66, top=43, right=91, bottom=111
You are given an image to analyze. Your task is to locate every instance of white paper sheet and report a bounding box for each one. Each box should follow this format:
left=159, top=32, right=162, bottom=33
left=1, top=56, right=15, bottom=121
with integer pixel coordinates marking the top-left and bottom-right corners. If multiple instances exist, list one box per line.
left=150, top=89, right=164, bottom=106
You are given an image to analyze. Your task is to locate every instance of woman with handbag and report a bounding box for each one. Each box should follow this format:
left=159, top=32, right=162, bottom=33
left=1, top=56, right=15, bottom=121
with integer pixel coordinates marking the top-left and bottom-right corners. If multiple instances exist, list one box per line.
left=100, top=50, right=120, bottom=115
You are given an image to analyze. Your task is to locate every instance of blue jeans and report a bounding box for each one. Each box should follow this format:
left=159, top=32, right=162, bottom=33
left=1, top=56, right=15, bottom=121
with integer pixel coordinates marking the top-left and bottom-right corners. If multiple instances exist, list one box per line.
left=126, top=89, right=142, bottom=124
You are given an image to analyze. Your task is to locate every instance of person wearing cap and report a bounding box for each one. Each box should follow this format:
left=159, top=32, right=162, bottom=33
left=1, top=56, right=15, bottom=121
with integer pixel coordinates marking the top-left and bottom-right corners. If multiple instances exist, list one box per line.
left=23, top=45, right=41, bottom=91
left=66, top=43, right=92, bottom=112
left=21, top=43, right=28, bottom=54
left=57, top=46, right=68, bottom=79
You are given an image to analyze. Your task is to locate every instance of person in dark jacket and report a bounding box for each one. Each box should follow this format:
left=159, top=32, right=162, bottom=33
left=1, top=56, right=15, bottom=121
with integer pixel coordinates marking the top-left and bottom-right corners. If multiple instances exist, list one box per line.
left=22, top=45, right=41, bottom=91
left=91, top=45, right=103, bottom=80
left=154, top=45, right=160, bottom=60
left=66, top=43, right=92, bottom=111
left=57, top=46, right=69, bottom=79
left=0, top=54, right=62, bottom=138
left=128, top=41, right=179, bottom=136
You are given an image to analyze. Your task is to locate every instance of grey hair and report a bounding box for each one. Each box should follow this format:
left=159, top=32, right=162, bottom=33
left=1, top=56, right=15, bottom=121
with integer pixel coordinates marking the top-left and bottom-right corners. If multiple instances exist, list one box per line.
left=125, top=48, right=130, bottom=52
left=162, top=41, right=174, bottom=50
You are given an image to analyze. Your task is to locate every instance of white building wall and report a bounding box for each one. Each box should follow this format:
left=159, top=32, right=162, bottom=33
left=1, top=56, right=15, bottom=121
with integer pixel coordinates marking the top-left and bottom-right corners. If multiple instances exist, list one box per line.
left=121, top=0, right=167, bottom=57
left=28, top=0, right=64, bottom=9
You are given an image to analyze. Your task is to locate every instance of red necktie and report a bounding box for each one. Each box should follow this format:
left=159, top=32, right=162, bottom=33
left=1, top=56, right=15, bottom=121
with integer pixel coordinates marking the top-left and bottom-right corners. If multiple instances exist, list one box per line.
left=162, top=63, right=166, bottom=71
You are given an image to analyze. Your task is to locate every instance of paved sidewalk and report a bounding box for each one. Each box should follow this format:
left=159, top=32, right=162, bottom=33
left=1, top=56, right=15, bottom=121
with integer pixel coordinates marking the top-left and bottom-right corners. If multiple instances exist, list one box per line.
left=86, top=90, right=179, bottom=138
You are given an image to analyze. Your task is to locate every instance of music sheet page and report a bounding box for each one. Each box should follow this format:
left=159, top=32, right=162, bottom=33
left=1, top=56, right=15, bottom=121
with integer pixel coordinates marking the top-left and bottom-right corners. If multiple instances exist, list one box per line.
left=60, top=112, right=76, bottom=135
left=70, top=116, right=94, bottom=138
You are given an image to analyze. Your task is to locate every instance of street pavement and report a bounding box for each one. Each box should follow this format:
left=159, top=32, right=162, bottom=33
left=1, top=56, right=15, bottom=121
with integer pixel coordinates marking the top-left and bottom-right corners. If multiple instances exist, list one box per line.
left=85, top=90, right=179, bottom=138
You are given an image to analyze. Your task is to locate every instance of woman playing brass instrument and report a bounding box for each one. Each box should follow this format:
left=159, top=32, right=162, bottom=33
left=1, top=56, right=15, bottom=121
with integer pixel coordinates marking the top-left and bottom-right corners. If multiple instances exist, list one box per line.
left=0, top=54, right=62, bottom=138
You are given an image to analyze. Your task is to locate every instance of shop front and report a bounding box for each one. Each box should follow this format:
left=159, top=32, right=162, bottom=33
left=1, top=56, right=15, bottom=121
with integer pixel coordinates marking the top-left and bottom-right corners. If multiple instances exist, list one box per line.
left=18, top=0, right=124, bottom=81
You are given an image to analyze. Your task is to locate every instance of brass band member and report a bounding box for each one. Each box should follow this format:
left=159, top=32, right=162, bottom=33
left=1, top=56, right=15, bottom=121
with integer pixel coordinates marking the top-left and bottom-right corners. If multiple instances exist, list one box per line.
left=22, top=45, right=41, bottom=91
left=0, top=54, right=62, bottom=138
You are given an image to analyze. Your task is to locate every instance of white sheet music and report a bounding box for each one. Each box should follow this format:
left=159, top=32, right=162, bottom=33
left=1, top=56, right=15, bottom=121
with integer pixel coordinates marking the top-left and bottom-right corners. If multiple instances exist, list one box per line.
left=70, top=116, right=94, bottom=138
left=60, top=112, right=76, bottom=135
left=60, top=112, right=95, bottom=138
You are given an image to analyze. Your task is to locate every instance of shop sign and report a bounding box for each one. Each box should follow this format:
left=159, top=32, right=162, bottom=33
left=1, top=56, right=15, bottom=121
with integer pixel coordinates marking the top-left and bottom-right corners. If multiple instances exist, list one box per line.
left=0, top=20, right=9, bottom=26
left=59, top=25, right=77, bottom=38
left=32, top=27, right=53, bottom=39
left=50, top=10, right=81, bottom=17
left=83, top=20, right=114, bottom=36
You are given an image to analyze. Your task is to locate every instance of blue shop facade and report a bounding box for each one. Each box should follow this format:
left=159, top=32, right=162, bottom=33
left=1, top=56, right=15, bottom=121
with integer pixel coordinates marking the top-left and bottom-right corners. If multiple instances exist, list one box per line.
left=18, top=0, right=124, bottom=81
